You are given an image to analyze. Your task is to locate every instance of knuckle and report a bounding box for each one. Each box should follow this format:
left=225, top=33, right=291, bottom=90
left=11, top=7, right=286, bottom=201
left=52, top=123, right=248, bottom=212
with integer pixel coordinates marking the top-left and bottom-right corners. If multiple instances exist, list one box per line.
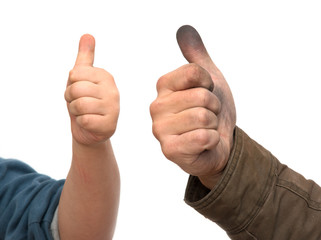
left=156, top=75, right=168, bottom=92
left=149, top=99, right=162, bottom=117
left=196, top=108, right=211, bottom=126
left=68, top=84, right=78, bottom=100
left=152, top=121, right=162, bottom=139
left=68, top=69, right=78, bottom=81
left=102, top=118, right=117, bottom=137
left=149, top=101, right=156, bottom=117
left=161, top=141, right=176, bottom=160
left=185, top=63, right=202, bottom=84
left=99, top=68, right=115, bottom=82
left=184, top=63, right=213, bottom=90
left=213, top=95, right=222, bottom=113
left=75, top=98, right=87, bottom=113
left=64, top=89, right=70, bottom=102
left=78, top=115, right=92, bottom=129
left=195, top=129, right=211, bottom=146
left=197, top=89, right=211, bottom=107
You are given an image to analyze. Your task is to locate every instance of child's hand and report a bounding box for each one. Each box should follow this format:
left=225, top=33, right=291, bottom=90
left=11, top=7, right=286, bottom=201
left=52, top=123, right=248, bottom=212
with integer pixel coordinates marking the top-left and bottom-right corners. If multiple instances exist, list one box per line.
left=65, top=34, right=119, bottom=146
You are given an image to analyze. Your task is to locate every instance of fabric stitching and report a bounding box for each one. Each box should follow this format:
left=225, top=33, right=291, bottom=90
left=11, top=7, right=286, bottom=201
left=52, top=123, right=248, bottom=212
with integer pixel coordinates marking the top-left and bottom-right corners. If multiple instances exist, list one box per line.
left=227, top=153, right=278, bottom=234
left=276, top=179, right=321, bottom=210
left=245, top=229, right=258, bottom=240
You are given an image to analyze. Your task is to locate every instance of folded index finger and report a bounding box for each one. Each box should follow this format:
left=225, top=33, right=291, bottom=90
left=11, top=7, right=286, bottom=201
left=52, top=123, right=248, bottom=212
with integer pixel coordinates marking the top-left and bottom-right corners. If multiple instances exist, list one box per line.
left=157, top=63, right=214, bottom=96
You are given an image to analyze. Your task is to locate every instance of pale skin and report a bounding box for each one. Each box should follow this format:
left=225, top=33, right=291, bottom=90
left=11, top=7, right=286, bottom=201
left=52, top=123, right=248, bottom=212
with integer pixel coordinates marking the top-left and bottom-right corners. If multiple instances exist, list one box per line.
left=58, top=34, right=120, bottom=240
left=150, top=25, right=236, bottom=190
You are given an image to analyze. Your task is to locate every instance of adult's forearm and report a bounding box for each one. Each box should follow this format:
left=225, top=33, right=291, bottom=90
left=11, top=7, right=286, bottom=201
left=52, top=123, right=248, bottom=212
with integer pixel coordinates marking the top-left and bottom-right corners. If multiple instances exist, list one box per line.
left=185, top=127, right=321, bottom=239
left=58, top=139, right=120, bottom=240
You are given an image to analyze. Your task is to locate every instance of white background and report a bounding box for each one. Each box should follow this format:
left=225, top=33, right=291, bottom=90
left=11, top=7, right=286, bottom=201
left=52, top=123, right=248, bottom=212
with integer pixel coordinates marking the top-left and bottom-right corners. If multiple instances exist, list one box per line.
left=1, top=0, right=321, bottom=239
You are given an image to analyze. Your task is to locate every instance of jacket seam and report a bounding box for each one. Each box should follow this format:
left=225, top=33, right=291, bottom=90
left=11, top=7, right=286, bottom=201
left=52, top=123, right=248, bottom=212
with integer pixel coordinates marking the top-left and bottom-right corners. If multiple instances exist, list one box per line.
left=245, top=229, right=258, bottom=239
left=227, top=153, right=278, bottom=234
left=276, top=179, right=321, bottom=210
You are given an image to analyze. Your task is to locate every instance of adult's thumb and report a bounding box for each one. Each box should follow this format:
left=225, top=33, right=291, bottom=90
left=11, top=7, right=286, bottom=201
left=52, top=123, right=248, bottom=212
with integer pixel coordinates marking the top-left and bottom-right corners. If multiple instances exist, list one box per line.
left=176, top=25, right=216, bottom=73
left=74, top=34, right=95, bottom=67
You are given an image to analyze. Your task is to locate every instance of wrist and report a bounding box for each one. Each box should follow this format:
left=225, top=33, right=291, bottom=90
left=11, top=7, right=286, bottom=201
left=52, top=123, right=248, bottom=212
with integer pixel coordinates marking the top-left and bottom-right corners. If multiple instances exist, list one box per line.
left=71, top=138, right=112, bottom=166
left=198, top=127, right=236, bottom=190
left=70, top=138, right=118, bottom=187
left=72, top=137, right=109, bottom=150
left=198, top=171, right=224, bottom=190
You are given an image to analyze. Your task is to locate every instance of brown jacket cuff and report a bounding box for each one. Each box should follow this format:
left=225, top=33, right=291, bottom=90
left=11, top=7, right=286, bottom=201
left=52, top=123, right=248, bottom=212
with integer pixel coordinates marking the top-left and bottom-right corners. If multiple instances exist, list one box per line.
left=184, top=127, right=278, bottom=234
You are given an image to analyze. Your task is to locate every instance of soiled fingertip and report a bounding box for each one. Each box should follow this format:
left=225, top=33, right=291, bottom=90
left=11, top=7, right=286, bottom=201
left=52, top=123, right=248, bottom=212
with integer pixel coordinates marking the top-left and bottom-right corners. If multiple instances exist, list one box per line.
left=176, top=25, right=209, bottom=64
left=176, top=25, right=202, bottom=47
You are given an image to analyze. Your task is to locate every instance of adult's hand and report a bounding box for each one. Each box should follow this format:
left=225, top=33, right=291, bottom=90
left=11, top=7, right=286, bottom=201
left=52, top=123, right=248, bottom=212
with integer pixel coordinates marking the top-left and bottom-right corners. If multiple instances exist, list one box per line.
left=150, top=25, right=236, bottom=189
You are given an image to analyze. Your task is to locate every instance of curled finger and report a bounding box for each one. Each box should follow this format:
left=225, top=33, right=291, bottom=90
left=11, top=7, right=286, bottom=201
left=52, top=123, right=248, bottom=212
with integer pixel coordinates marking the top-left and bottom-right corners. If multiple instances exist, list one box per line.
left=69, top=97, right=105, bottom=116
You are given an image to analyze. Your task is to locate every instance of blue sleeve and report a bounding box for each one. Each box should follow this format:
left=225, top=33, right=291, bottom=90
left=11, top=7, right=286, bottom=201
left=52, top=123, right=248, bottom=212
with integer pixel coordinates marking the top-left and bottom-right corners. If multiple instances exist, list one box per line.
left=0, top=158, right=65, bottom=240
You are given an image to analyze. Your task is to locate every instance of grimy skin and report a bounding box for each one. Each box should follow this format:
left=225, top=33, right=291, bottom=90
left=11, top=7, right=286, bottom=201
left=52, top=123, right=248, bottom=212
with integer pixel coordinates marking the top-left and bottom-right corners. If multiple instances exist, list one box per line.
left=151, top=25, right=236, bottom=189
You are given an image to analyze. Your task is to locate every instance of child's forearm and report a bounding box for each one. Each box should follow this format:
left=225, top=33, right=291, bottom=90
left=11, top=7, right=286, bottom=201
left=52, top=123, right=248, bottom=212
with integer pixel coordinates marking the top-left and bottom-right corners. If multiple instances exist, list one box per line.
left=58, top=139, right=120, bottom=240
left=58, top=34, right=120, bottom=240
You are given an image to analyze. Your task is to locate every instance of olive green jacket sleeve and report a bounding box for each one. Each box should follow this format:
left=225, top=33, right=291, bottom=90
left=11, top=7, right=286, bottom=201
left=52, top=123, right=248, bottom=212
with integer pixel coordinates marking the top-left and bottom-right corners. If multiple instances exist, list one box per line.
left=185, top=127, right=321, bottom=239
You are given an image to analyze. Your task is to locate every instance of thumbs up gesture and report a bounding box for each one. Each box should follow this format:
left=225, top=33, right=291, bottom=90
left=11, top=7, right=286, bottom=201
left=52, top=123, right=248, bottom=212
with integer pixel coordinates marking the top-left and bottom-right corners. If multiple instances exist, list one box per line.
left=65, top=34, right=119, bottom=146
left=150, top=26, right=236, bottom=189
